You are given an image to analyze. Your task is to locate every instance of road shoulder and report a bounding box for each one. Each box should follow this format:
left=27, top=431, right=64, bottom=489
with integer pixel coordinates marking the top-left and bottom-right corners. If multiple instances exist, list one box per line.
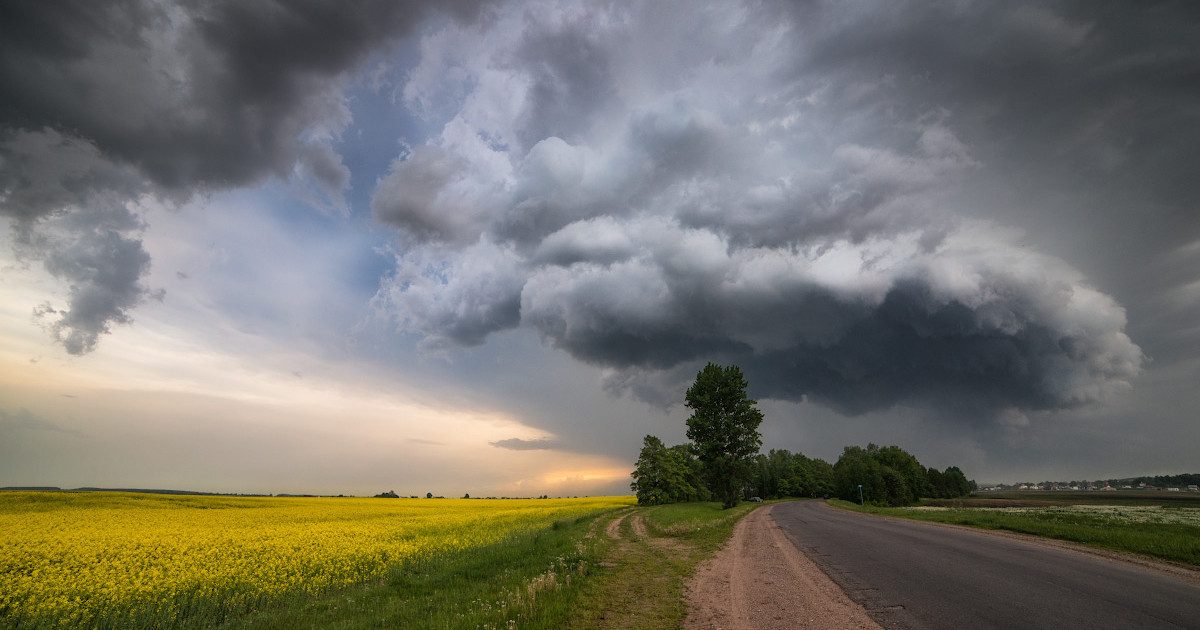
left=684, top=503, right=881, bottom=630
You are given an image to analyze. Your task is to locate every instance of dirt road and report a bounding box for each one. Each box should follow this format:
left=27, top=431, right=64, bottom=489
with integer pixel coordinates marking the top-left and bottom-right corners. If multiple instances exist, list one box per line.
left=684, top=504, right=880, bottom=629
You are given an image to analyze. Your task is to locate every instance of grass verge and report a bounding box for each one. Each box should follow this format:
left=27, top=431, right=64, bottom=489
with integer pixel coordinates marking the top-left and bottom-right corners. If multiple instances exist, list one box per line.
left=830, top=498, right=1200, bottom=568
left=566, top=501, right=759, bottom=629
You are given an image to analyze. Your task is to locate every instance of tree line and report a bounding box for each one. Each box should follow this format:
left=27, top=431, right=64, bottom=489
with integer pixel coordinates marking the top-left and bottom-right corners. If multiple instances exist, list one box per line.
left=631, top=363, right=974, bottom=508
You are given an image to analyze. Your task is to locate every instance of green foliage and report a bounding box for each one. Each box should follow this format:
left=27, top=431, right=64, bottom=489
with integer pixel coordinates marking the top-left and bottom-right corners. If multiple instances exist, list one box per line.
left=630, top=436, right=707, bottom=505
left=684, top=363, right=764, bottom=509
left=926, top=465, right=972, bottom=499
left=833, top=445, right=886, bottom=505
left=746, top=449, right=835, bottom=499
left=833, top=443, right=968, bottom=506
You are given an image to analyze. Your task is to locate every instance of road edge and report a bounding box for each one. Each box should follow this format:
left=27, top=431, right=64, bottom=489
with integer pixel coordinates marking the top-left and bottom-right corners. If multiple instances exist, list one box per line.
left=823, top=500, right=1200, bottom=587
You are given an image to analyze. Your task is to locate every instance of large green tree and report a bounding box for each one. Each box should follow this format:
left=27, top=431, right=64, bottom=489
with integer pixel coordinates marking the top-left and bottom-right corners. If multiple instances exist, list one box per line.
left=685, top=363, right=764, bottom=509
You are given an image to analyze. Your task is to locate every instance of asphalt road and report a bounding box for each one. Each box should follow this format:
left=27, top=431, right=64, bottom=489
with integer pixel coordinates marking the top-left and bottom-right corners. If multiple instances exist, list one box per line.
left=771, top=500, right=1200, bottom=629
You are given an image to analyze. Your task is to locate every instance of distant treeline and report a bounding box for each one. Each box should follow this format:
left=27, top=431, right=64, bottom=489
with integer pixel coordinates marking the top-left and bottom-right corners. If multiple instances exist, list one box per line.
left=993, top=473, right=1200, bottom=490
left=632, top=439, right=974, bottom=507
left=632, top=363, right=974, bottom=508
left=1127, top=473, right=1200, bottom=487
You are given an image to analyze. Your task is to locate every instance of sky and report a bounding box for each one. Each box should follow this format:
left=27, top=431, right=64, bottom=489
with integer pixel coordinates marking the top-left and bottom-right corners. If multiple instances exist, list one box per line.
left=2, top=0, right=1198, bottom=497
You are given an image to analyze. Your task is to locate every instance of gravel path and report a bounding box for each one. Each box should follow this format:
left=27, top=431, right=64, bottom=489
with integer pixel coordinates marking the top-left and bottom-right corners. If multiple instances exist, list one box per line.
left=684, top=504, right=880, bottom=630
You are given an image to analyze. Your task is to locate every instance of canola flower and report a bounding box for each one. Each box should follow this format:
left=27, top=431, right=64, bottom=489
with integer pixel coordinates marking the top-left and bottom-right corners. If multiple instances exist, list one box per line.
left=0, top=492, right=633, bottom=627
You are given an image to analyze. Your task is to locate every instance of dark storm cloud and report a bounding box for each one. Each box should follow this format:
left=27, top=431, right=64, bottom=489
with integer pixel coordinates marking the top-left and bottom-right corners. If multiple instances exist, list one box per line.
left=1, top=128, right=153, bottom=355
left=775, top=0, right=1200, bottom=360
left=0, top=0, right=480, bottom=353
left=372, top=0, right=1177, bottom=418
left=0, top=0, right=476, bottom=192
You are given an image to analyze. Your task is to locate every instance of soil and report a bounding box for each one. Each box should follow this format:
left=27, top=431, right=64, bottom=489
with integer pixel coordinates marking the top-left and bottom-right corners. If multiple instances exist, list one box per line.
left=683, top=504, right=881, bottom=630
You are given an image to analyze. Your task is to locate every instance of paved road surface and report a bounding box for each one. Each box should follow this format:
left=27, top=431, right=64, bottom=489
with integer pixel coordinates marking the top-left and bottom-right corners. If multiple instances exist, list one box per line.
left=772, top=501, right=1200, bottom=629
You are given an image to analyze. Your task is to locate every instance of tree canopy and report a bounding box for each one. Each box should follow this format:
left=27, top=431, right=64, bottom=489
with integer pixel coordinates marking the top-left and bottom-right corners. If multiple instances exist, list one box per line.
left=746, top=449, right=835, bottom=500
left=833, top=443, right=972, bottom=506
left=630, top=435, right=708, bottom=505
left=685, top=363, right=764, bottom=508
left=628, top=363, right=974, bottom=508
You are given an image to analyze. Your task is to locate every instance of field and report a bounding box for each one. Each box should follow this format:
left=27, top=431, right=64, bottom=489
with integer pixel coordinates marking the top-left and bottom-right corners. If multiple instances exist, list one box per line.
left=832, top=492, right=1200, bottom=567
left=0, top=492, right=634, bottom=629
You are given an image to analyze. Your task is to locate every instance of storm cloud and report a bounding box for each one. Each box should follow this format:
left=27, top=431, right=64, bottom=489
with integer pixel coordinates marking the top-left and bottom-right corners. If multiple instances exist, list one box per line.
left=0, top=0, right=478, bottom=353
left=370, top=0, right=1167, bottom=417
left=3, top=0, right=1198, bottom=494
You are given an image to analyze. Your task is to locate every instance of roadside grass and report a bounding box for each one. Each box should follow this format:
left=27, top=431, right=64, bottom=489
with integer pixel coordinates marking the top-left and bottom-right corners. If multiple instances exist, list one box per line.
left=566, top=501, right=760, bottom=630
left=200, top=512, right=607, bottom=630
left=830, top=498, right=1200, bottom=568
left=639, top=501, right=759, bottom=548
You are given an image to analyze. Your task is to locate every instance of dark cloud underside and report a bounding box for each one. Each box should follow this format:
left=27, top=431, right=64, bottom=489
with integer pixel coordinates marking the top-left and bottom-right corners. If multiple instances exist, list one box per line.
left=372, top=0, right=1178, bottom=419
left=0, top=0, right=479, bottom=354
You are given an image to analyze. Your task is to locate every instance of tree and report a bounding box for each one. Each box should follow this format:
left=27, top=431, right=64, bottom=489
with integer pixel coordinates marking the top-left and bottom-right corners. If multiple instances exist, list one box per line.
left=833, top=445, right=886, bottom=504
left=806, top=457, right=835, bottom=497
left=630, top=435, right=704, bottom=505
left=834, top=444, right=973, bottom=505
left=748, top=449, right=830, bottom=499
left=871, top=444, right=927, bottom=504
left=942, top=466, right=972, bottom=498
left=685, top=363, right=764, bottom=509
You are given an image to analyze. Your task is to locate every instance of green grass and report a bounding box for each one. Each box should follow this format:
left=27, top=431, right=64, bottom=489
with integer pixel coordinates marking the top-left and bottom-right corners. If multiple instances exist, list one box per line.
left=566, top=501, right=760, bottom=629
left=639, top=501, right=758, bottom=547
left=830, top=498, right=1200, bottom=568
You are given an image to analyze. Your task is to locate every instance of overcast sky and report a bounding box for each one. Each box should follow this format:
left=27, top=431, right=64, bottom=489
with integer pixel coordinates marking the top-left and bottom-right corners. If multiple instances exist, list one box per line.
left=2, top=0, right=1198, bottom=496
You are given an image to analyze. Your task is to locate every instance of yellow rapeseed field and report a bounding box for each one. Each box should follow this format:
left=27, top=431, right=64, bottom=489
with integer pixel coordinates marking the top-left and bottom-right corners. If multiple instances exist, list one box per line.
left=0, top=491, right=634, bottom=627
